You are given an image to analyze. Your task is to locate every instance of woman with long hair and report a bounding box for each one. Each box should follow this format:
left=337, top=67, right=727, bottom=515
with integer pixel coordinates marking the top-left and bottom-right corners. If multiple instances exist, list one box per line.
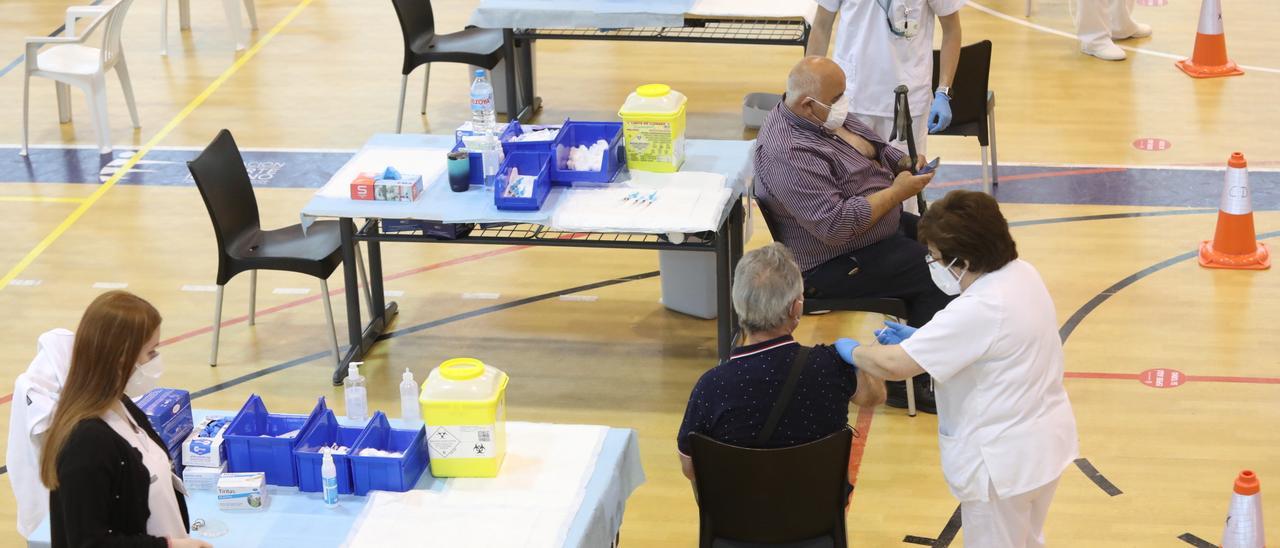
left=39, top=291, right=211, bottom=548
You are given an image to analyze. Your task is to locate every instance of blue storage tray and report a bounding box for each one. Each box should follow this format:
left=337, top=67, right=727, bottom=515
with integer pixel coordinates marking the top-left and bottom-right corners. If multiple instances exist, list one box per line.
left=494, top=151, right=552, bottom=211
left=293, top=409, right=366, bottom=495
left=224, top=395, right=326, bottom=487
left=349, top=412, right=428, bottom=496
left=501, top=122, right=562, bottom=155
left=549, top=120, right=626, bottom=185
left=452, top=122, right=521, bottom=186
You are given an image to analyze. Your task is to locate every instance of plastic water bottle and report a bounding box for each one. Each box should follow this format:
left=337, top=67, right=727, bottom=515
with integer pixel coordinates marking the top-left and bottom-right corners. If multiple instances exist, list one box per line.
left=344, top=362, right=367, bottom=422
left=321, top=448, right=338, bottom=507
left=470, top=69, right=502, bottom=190
left=400, top=368, right=421, bottom=421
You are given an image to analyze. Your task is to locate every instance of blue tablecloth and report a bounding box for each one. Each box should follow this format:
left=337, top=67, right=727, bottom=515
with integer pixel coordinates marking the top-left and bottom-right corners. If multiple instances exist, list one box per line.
left=298, top=134, right=751, bottom=233
left=28, top=411, right=645, bottom=548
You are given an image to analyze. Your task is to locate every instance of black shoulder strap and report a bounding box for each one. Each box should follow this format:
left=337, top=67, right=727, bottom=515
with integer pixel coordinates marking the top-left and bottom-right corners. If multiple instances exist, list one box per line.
left=757, top=345, right=810, bottom=444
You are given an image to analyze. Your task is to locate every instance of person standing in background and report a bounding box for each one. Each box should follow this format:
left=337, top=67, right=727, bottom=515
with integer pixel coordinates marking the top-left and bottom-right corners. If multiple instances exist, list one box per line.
left=1076, top=0, right=1152, bottom=61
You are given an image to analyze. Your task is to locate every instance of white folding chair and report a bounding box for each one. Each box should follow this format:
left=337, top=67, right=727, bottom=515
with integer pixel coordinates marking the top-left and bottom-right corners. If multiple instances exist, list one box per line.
left=21, top=0, right=138, bottom=156
left=160, top=0, right=259, bottom=55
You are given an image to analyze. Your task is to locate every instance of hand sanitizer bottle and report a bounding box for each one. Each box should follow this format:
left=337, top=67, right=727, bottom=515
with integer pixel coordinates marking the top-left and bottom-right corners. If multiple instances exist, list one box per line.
left=344, top=362, right=368, bottom=422
left=400, top=368, right=421, bottom=421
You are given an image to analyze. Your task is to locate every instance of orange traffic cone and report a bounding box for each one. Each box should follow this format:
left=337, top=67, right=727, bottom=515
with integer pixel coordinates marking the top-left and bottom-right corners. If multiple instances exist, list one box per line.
left=1222, top=470, right=1266, bottom=548
left=1176, top=0, right=1244, bottom=78
left=1199, top=152, right=1270, bottom=270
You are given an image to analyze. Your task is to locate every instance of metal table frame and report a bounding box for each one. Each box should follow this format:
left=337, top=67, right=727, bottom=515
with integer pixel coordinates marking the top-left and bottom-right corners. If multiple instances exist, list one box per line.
left=332, top=200, right=746, bottom=385
left=499, top=16, right=811, bottom=122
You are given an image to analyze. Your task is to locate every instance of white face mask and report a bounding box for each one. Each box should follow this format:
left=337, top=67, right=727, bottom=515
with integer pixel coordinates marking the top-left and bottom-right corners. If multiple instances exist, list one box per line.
left=125, top=354, right=163, bottom=398
left=927, top=256, right=965, bottom=296
left=810, top=95, right=850, bottom=131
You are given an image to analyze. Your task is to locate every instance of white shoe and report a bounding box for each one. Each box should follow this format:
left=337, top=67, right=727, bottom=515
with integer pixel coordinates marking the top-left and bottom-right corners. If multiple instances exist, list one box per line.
left=1082, top=41, right=1126, bottom=61
left=1113, top=23, right=1152, bottom=40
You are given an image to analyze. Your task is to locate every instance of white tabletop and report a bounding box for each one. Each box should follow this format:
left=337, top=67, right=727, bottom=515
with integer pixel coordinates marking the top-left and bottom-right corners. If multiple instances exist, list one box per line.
left=470, top=0, right=816, bottom=30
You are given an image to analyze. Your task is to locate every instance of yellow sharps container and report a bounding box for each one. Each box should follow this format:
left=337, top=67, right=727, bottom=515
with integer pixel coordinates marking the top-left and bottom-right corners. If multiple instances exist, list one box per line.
left=419, top=358, right=509, bottom=477
left=618, top=84, right=687, bottom=172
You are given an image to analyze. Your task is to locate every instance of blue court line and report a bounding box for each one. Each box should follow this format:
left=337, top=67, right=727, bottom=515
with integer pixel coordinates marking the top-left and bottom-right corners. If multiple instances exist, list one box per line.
left=0, top=0, right=106, bottom=79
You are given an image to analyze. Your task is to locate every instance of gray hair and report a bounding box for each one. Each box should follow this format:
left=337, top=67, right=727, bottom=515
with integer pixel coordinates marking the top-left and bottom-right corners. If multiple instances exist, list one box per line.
left=786, top=65, right=822, bottom=102
left=732, top=243, right=804, bottom=335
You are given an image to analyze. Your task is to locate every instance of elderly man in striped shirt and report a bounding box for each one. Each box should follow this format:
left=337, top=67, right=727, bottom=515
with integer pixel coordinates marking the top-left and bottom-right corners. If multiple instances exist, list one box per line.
left=752, top=56, right=951, bottom=414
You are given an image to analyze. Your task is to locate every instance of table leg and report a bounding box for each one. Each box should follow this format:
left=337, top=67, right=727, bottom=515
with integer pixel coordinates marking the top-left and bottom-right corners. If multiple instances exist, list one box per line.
left=334, top=219, right=398, bottom=385
left=502, top=29, right=525, bottom=123
left=716, top=219, right=733, bottom=362
left=517, top=36, right=541, bottom=118
left=727, top=199, right=744, bottom=341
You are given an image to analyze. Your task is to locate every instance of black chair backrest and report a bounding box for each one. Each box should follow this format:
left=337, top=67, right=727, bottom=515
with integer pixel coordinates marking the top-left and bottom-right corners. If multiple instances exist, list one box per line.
left=690, top=429, right=852, bottom=547
left=931, top=40, right=993, bottom=142
left=391, top=0, right=437, bottom=74
left=188, top=129, right=261, bottom=284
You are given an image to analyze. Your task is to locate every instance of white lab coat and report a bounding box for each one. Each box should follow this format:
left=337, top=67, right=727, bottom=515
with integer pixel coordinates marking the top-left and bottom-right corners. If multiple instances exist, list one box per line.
left=1076, top=0, right=1142, bottom=49
left=815, top=0, right=966, bottom=119
left=900, top=260, right=1079, bottom=503
left=6, top=329, right=74, bottom=538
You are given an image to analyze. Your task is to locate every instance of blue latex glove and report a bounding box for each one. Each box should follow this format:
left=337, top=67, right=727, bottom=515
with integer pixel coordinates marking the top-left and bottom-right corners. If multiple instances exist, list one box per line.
left=834, top=338, right=861, bottom=367
left=875, top=321, right=918, bottom=345
left=382, top=166, right=402, bottom=180
left=928, top=91, right=952, bottom=134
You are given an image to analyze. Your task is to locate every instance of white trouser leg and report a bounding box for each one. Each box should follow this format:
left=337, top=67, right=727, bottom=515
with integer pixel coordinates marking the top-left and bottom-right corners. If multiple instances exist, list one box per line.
left=960, top=477, right=1061, bottom=548
left=852, top=112, right=927, bottom=214
left=1108, top=0, right=1140, bottom=38
left=1075, top=0, right=1115, bottom=49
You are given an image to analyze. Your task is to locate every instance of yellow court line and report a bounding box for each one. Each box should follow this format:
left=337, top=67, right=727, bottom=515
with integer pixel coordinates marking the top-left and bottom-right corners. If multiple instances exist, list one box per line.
left=0, top=196, right=87, bottom=204
left=0, top=0, right=314, bottom=290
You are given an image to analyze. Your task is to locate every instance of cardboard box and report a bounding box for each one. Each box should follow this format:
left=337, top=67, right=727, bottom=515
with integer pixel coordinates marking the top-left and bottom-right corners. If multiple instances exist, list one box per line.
left=217, top=472, right=269, bottom=511
left=183, top=416, right=231, bottom=468
left=182, top=463, right=226, bottom=491
left=350, top=171, right=422, bottom=202
left=350, top=172, right=378, bottom=200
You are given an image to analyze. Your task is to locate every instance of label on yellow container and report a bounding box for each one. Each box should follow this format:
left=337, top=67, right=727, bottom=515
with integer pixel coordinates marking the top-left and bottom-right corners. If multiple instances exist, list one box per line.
left=427, top=424, right=495, bottom=459
left=623, top=121, right=683, bottom=165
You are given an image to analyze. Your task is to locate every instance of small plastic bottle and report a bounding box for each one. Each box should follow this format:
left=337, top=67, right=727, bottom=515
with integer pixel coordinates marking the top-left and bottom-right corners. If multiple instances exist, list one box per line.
left=321, top=448, right=338, bottom=507
left=400, top=368, right=421, bottom=421
left=344, top=362, right=368, bottom=422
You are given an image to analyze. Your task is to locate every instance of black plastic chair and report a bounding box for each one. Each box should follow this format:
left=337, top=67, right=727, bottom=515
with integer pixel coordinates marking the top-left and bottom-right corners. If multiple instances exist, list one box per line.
left=931, top=40, right=997, bottom=193
left=753, top=200, right=918, bottom=416
left=391, top=0, right=504, bottom=133
left=188, top=129, right=370, bottom=367
left=689, top=430, right=853, bottom=548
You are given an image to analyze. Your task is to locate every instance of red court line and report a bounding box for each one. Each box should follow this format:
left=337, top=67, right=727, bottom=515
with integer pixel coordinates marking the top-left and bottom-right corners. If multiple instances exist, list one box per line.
left=1, top=244, right=533, bottom=405
left=932, top=167, right=1128, bottom=189
left=1186, top=375, right=1280, bottom=385
left=1065, top=372, right=1140, bottom=380
left=847, top=405, right=876, bottom=491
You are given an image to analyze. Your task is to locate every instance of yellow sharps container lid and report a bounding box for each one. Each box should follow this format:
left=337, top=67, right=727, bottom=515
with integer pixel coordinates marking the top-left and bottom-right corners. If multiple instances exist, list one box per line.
left=636, top=84, right=671, bottom=98
left=439, top=357, right=485, bottom=381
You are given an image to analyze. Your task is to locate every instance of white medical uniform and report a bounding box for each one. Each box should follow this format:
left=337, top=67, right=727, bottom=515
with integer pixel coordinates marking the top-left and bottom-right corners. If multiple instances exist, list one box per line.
left=6, top=329, right=74, bottom=538
left=815, top=0, right=965, bottom=159
left=103, top=406, right=189, bottom=539
left=1076, top=0, right=1143, bottom=51
left=900, top=259, right=1079, bottom=548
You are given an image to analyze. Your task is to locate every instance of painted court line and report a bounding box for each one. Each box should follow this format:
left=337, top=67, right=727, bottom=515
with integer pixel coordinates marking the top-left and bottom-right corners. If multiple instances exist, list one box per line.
left=462, top=292, right=501, bottom=300
left=272, top=287, right=311, bottom=295
left=8, top=279, right=41, bottom=287
left=0, top=196, right=87, bottom=204
left=933, top=167, right=1127, bottom=189
left=91, top=281, right=128, bottom=289
left=0, top=0, right=315, bottom=291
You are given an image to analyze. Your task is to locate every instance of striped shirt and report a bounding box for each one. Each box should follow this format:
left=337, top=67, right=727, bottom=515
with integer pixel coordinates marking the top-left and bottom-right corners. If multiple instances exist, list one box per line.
left=753, top=99, right=907, bottom=272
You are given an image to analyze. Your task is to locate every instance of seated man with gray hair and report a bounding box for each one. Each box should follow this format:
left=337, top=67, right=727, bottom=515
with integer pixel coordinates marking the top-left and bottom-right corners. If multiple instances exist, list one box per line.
left=677, top=243, right=885, bottom=481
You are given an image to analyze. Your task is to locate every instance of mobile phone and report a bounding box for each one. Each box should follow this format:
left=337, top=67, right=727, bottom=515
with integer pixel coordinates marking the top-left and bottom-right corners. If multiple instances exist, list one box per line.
left=918, top=156, right=941, bottom=175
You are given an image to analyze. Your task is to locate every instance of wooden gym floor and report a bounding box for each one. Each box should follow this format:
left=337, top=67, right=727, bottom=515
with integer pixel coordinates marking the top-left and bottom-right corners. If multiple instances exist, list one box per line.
left=0, top=0, right=1277, bottom=545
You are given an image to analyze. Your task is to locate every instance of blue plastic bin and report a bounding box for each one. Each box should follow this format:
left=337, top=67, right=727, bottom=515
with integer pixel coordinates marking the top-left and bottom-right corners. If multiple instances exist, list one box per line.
left=494, top=151, right=552, bottom=211
left=348, top=412, right=428, bottom=496
left=501, top=122, right=562, bottom=156
left=293, top=409, right=366, bottom=495
left=452, top=122, right=521, bottom=186
left=224, top=395, right=326, bottom=487
left=549, top=121, right=625, bottom=185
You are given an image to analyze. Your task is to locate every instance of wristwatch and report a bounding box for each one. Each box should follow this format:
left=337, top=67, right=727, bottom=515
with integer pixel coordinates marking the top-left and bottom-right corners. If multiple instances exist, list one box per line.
left=936, top=86, right=952, bottom=99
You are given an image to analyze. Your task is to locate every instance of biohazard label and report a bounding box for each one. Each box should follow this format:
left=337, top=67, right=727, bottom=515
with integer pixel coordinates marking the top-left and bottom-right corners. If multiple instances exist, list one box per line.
left=1139, top=368, right=1185, bottom=389
left=1220, top=170, right=1252, bottom=215
left=427, top=425, right=495, bottom=459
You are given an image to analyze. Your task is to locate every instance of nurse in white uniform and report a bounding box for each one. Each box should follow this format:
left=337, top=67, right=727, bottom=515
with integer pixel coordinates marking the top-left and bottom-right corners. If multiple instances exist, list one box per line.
left=808, top=0, right=965, bottom=164
left=835, top=190, right=1079, bottom=548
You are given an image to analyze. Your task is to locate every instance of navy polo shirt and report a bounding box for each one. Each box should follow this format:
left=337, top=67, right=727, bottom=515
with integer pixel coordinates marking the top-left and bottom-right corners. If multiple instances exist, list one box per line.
left=677, top=335, right=859, bottom=455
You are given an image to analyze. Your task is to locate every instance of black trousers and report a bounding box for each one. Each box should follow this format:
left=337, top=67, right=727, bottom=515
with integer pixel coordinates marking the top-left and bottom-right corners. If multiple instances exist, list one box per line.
left=802, top=214, right=954, bottom=328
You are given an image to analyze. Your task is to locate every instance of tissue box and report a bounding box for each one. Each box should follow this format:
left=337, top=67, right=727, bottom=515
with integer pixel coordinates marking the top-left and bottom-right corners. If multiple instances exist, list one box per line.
left=135, top=388, right=194, bottom=451
left=183, top=416, right=232, bottom=468
left=350, top=172, right=423, bottom=202
left=183, top=463, right=226, bottom=491
left=217, top=472, right=269, bottom=511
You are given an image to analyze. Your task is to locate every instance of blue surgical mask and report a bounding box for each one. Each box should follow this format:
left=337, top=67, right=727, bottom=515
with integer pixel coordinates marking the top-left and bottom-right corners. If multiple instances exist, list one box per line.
left=927, top=256, right=964, bottom=296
